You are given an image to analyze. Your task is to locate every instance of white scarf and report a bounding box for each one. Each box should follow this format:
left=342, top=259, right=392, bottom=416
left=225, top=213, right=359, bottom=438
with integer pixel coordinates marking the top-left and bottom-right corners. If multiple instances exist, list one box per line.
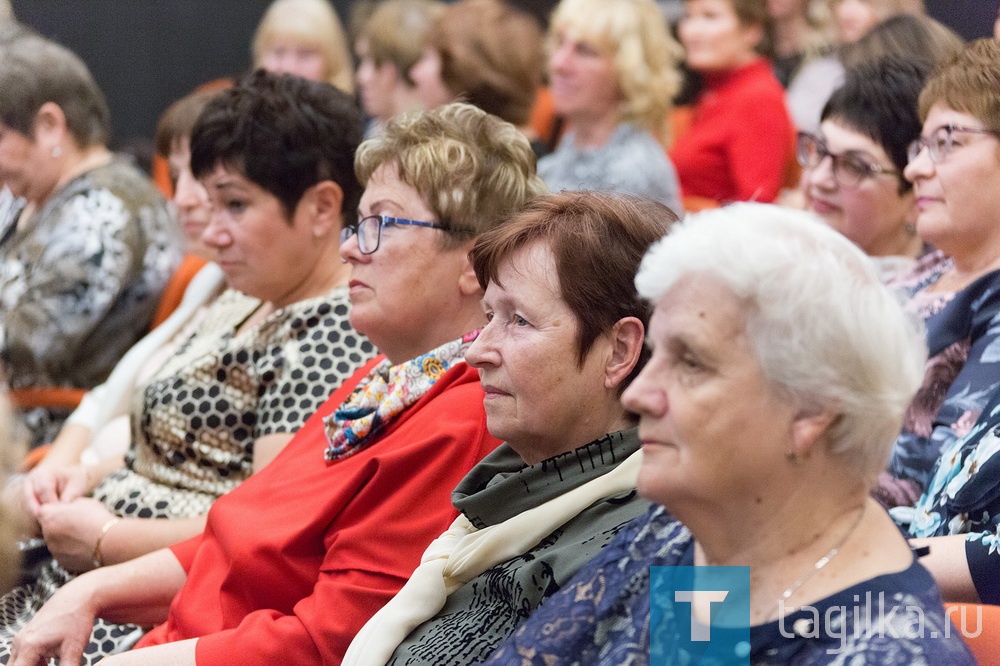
left=342, top=449, right=644, bottom=666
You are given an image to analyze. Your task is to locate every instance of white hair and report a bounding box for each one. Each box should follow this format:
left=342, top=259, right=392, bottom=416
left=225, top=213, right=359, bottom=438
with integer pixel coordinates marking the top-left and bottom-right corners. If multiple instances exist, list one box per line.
left=635, top=203, right=927, bottom=484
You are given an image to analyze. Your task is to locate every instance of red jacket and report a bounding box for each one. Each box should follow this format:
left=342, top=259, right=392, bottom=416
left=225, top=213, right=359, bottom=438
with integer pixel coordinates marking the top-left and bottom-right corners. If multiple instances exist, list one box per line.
left=136, top=358, right=499, bottom=665
left=669, top=58, right=793, bottom=204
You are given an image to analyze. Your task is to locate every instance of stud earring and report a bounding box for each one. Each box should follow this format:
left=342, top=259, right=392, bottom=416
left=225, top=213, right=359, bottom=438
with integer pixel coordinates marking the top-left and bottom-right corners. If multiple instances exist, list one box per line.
left=51, top=146, right=62, bottom=158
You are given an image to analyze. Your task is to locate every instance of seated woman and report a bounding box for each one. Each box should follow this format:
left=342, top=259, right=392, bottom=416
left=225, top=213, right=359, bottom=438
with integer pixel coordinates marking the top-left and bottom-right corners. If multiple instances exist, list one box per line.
left=0, top=34, right=181, bottom=445
left=0, top=70, right=377, bottom=661
left=891, top=40, right=1000, bottom=606
left=487, top=202, right=973, bottom=663
left=252, top=0, right=354, bottom=93
left=7, top=102, right=545, bottom=666
left=669, top=0, right=792, bottom=205
left=538, top=0, right=682, bottom=210
left=787, top=0, right=924, bottom=133
left=343, top=191, right=676, bottom=665
left=878, top=39, right=1000, bottom=508
left=9, top=88, right=225, bottom=518
left=799, top=56, right=928, bottom=281
left=354, top=0, right=444, bottom=137
left=768, top=0, right=833, bottom=89
left=407, top=0, right=546, bottom=155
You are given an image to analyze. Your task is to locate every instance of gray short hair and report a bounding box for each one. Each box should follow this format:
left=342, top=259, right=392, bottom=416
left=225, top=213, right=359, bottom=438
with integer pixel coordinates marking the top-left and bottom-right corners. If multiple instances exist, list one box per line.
left=635, top=203, right=926, bottom=484
left=0, top=34, right=110, bottom=147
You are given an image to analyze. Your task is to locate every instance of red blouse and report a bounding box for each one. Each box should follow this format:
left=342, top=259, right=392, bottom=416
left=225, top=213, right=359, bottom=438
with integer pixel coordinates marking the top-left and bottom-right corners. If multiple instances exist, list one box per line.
left=136, top=358, right=500, bottom=665
left=669, top=58, right=793, bottom=204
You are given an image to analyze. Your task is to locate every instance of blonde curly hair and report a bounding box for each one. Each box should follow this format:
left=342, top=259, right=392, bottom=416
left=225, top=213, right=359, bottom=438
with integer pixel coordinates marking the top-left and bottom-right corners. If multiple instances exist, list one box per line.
left=253, top=0, right=355, bottom=94
left=548, top=0, right=683, bottom=134
left=355, top=103, right=546, bottom=247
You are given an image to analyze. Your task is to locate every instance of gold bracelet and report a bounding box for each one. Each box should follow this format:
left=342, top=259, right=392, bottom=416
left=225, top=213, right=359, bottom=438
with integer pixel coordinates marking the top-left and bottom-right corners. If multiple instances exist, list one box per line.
left=91, top=517, right=121, bottom=569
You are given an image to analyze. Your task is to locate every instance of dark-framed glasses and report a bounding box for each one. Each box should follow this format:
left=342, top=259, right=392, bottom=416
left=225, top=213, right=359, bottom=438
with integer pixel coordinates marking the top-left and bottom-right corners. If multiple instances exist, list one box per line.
left=907, top=124, right=1000, bottom=165
left=796, top=131, right=899, bottom=189
left=340, top=214, right=451, bottom=254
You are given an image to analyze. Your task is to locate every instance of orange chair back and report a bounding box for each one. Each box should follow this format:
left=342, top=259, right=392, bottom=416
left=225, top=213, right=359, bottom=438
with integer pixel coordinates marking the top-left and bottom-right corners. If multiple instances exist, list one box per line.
left=945, top=602, right=1000, bottom=664
left=150, top=254, right=208, bottom=329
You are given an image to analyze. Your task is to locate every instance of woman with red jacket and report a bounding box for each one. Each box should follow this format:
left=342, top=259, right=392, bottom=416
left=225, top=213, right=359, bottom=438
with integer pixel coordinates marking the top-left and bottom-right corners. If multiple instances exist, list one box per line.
left=670, top=0, right=794, bottom=204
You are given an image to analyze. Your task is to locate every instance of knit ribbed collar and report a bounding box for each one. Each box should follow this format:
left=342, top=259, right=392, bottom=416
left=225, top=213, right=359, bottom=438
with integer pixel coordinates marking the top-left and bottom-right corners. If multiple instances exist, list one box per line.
left=452, top=428, right=640, bottom=529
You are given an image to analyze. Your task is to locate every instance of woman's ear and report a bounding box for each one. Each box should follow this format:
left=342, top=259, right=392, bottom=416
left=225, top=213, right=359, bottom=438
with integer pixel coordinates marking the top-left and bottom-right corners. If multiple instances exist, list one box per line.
left=789, top=408, right=839, bottom=458
left=33, top=102, right=68, bottom=151
left=605, top=317, right=644, bottom=390
left=306, top=180, right=344, bottom=238
left=457, top=261, right=481, bottom=297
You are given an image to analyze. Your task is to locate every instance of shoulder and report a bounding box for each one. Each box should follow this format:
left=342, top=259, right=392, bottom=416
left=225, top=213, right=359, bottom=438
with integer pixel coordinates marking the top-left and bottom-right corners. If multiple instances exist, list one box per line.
left=81, top=160, right=167, bottom=213
left=400, top=363, right=488, bottom=427
left=259, top=288, right=367, bottom=351
left=728, top=62, right=788, bottom=107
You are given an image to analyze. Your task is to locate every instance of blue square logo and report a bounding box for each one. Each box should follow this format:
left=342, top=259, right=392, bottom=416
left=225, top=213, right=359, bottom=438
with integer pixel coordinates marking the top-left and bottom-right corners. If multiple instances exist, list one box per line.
left=650, top=566, right=751, bottom=665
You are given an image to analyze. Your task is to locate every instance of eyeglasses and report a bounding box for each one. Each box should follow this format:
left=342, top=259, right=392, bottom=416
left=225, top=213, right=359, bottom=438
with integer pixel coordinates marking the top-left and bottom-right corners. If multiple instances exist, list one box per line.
left=340, top=214, right=451, bottom=254
left=907, top=124, right=1000, bottom=164
left=796, top=132, right=899, bottom=189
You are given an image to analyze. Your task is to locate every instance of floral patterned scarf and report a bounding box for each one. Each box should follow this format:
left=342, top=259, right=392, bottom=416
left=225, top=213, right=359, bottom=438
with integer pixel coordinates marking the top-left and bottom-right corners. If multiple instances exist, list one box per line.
left=323, top=330, right=481, bottom=461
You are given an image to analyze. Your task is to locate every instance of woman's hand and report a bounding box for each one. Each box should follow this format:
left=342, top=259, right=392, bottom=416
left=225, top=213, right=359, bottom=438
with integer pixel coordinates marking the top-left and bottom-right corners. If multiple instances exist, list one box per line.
left=22, top=464, right=90, bottom=517
left=9, top=575, right=100, bottom=666
left=38, top=498, right=117, bottom=573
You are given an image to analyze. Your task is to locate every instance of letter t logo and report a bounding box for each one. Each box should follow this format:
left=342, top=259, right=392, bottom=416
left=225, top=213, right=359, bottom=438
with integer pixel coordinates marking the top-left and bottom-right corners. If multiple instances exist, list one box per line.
left=674, top=590, right=729, bottom=641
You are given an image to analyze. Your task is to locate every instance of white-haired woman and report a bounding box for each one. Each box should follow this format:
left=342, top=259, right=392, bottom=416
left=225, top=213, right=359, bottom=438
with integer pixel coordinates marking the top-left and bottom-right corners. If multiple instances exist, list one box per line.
left=537, top=0, right=683, bottom=212
left=487, top=203, right=974, bottom=663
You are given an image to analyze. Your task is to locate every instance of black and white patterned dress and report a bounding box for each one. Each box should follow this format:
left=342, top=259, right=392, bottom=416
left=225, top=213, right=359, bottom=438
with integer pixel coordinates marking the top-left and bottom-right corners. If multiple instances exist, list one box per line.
left=0, top=286, right=376, bottom=664
left=0, top=159, right=183, bottom=445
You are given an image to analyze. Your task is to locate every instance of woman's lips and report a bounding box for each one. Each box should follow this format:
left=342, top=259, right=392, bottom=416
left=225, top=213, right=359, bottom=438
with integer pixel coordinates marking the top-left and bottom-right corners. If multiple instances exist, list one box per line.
left=914, top=196, right=942, bottom=211
left=808, top=196, right=837, bottom=215
left=480, top=384, right=510, bottom=399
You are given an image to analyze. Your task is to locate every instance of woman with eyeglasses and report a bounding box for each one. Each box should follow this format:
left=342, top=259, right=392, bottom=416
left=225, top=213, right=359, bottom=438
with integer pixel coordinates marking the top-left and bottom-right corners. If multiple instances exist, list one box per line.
left=891, top=39, right=1000, bottom=611
left=799, top=56, right=929, bottom=281
left=1, top=70, right=380, bottom=664
left=8, top=103, right=544, bottom=666
left=870, top=40, right=1000, bottom=513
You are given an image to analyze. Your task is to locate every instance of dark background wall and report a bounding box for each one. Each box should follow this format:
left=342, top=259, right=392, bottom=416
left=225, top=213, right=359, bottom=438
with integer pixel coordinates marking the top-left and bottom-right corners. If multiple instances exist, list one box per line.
left=8, top=0, right=996, bottom=156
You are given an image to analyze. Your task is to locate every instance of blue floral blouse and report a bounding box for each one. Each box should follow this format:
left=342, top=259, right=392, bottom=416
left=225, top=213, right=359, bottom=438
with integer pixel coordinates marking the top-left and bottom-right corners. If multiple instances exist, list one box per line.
left=904, top=384, right=1000, bottom=605
left=485, top=506, right=974, bottom=665
left=879, top=251, right=1000, bottom=507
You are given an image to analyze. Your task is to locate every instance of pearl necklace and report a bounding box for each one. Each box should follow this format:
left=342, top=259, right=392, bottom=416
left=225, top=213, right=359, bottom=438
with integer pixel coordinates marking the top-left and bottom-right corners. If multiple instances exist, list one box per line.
left=768, top=503, right=867, bottom=621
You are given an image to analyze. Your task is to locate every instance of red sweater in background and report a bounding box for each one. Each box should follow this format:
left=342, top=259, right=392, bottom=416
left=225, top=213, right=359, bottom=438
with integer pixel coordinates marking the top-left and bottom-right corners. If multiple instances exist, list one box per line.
left=136, top=358, right=500, bottom=666
left=669, top=58, right=793, bottom=204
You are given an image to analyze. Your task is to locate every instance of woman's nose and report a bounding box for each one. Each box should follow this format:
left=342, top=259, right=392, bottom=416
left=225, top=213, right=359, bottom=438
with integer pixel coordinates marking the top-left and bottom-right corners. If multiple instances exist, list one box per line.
left=620, top=364, right=667, bottom=417
left=465, top=319, right=499, bottom=368
left=806, top=155, right=836, bottom=191
left=903, top=146, right=933, bottom=184
left=174, top=170, right=207, bottom=210
left=201, top=211, right=231, bottom=249
left=338, top=231, right=366, bottom=264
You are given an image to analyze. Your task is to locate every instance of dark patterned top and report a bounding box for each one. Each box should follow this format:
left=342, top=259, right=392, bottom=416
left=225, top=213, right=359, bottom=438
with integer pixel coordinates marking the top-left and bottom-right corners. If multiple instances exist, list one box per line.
left=903, top=384, right=1000, bottom=605
left=0, top=159, right=181, bottom=444
left=95, top=286, right=376, bottom=520
left=388, top=429, right=650, bottom=665
left=880, top=250, right=1000, bottom=506
left=486, top=506, right=975, bottom=666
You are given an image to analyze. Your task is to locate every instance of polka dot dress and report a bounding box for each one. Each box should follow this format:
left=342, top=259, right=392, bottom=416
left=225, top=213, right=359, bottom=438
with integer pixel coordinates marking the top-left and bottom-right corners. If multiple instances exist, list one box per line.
left=0, top=286, right=375, bottom=664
